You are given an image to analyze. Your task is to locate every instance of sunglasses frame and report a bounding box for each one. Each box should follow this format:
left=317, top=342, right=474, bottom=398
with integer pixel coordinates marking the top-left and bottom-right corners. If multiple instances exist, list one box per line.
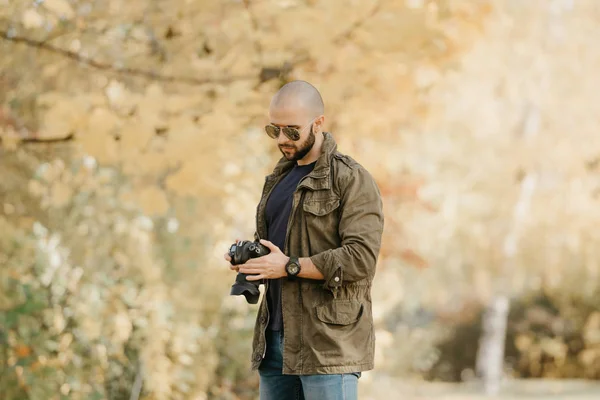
left=265, top=117, right=319, bottom=141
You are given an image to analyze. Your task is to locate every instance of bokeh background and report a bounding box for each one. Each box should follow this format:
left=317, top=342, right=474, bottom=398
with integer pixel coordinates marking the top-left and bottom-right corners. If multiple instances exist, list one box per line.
left=2, top=0, right=600, bottom=399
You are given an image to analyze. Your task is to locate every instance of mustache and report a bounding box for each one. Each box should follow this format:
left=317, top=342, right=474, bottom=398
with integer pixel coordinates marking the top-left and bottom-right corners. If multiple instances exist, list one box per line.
left=279, top=145, right=296, bottom=149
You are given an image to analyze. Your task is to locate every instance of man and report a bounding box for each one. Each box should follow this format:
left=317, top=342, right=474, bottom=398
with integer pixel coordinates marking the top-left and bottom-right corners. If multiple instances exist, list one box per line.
left=224, top=80, right=384, bottom=399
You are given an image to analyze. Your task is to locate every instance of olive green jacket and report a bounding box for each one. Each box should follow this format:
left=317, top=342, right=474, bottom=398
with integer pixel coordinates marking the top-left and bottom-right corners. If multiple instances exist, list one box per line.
left=250, top=132, right=385, bottom=375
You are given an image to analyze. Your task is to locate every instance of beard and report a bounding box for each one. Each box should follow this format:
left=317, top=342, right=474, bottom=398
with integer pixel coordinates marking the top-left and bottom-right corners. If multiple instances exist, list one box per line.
left=279, top=124, right=316, bottom=162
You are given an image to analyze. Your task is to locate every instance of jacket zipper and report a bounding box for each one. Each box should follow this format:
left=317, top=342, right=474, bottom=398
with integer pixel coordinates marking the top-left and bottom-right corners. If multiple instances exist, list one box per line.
left=256, top=176, right=271, bottom=241
left=283, top=174, right=310, bottom=253
left=262, top=279, right=270, bottom=359
left=279, top=175, right=310, bottom=365
left=279, top=191, right=300, bottom=365
left=257, top=175, right=280, bottom=360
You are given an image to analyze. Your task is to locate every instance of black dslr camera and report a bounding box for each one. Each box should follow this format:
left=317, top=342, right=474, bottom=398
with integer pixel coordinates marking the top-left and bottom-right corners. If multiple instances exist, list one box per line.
left=228, top=240, right=270, bottom=304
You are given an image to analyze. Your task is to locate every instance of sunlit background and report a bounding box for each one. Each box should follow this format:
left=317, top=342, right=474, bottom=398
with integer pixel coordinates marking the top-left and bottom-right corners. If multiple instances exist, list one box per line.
left=2, top=0, right=600, bottom=399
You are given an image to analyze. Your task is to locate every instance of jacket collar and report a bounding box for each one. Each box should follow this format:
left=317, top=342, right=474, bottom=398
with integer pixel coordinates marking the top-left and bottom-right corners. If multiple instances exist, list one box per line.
left=268, top=132, right=337, bottom=191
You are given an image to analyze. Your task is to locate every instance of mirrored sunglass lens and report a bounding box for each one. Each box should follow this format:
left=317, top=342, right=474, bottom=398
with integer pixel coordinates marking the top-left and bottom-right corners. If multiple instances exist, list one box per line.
left=265, top=125, right=279, bottom=138
left=283, top=127, right=300, bottom=140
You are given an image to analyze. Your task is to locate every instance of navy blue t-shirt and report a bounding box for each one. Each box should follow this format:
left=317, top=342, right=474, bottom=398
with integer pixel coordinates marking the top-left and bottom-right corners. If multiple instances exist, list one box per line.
left=265, top=161, right=316, bottom=331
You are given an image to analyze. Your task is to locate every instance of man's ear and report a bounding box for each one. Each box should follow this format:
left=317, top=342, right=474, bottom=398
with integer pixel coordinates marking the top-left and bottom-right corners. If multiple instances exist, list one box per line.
left=314, top=115, right=325, bottom=133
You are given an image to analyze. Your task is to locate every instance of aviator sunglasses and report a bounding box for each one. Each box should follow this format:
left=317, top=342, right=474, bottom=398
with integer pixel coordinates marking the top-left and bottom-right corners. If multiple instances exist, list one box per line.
left=265, top=117, right=318, bottom=141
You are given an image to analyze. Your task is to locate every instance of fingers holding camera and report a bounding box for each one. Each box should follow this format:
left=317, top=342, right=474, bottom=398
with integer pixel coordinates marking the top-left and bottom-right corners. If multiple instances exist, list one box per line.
left=224, top=238, right=286, bottom=278
left=222, top=252, right=237, bottom=271
left=240, top=254, right=288, bottom=280
left=243, top=272, right=264, bottom=281
left=258, top=239, right=280, bottom=253
left=224, top=238, right=241, bottom=272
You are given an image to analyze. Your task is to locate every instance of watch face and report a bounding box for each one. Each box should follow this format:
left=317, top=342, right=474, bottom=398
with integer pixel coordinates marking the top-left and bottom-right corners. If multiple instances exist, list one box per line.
left=288, top=264, right=299, bottom=275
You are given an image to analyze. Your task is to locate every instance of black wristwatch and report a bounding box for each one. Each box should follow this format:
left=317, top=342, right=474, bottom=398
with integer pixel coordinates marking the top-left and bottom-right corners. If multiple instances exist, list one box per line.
left=285, top=257, right=301, bottom=280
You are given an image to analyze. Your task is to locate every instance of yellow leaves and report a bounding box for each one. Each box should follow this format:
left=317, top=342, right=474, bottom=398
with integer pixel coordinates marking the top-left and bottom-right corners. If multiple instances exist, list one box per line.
left=105, top=80, right=139, bottom=115
left=515, top=333, right=534, bottom=352
left=28, top=74, right=263, bottom=223
left=38, top=100, right=86, bottom=141
left=15, top=344, right=32, bottom=358
left=42, top=0, right=75, bottom=19
left=164, top=109, right=226, bottom=170
left=0, top=126, right=20, bottom=151
left=373, top=328, right=394, bottom=367
left=117, top=187, right=138, bottom=211
left=59, top=332, right=73, bottom=352
left=472, top=267, right=493, bottom=303
left=79, top=108, right=120, bottom=163
left=118, top=121, right=153, bottom=157
left=540, top=337, right=568, bottom=364
left=371, top=266, right=405, bottom=322
left=414, top=63, right=443, bottom=89
left=36, top=158, right=66, bottom=182
left=2, top=203, right=15, bottom=217
left=198, top=106, right=237, bottom=134
left=112, top=311, right=133, bottom=344
left=579, top=348, right=600, bottom=367
left=22, top=9, right=45, bottom=29
left=165, top=161, right=207, bottom=197
left=50, top=181, right=74, bottom=208
left=584, top=312, right=600, bottom=346
left=137, top=84, right=169, bottom=132
left=137, top=186, right=170, bottom=215
left=227, top=80, right=261, bottom=108
left=353, top=5, right=429, bottom=53
left=266, top=9, right=321, bottom=49
left=163, top=94, right=204, bottom=115
left=113, top=251, right=130, bottom=269
left=399, top=249, right=429, bottom=269
left=217, top=43, right=256, bottom=77
left=168, top=115, right=200, bottom=140
left=123, top=152, right=167, bottom=178
left=165, top=127, right=205, bottom=165
left=80, top=313, right=102, bottom=341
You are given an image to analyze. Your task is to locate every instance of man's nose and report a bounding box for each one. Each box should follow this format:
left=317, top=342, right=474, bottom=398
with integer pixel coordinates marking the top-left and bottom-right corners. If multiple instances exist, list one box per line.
left=277, top=130, right=289, bottom=145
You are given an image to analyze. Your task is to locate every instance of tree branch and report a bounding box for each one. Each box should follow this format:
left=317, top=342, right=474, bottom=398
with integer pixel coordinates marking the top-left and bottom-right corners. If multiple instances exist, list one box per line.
left=0, top=329, right=8, bottom=395
left=242, top=0, right=264, bottom=68
left=128, top=361, right=143, bottom=400
left=0, top=30, right=255, bottom=86
left=334, top=0, right=382, bottom=44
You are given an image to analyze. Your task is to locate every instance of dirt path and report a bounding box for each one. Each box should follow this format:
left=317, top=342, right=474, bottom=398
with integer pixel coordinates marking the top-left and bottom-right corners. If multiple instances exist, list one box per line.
left=358, top=375, right=600, bottom=399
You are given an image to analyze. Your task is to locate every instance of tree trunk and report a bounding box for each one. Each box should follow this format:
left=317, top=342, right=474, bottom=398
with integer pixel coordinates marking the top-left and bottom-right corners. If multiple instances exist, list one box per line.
left=476, top=171, right=538, bottom=394
left=476, top=295, right=510, bottom=395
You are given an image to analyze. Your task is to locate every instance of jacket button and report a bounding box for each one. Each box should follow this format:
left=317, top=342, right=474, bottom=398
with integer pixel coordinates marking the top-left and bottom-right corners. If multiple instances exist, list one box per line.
left=260, top=316, right=267, bottom=324
left=254, top=354, right=262, bottom=362
left=334, top=276, right=340, bottom=282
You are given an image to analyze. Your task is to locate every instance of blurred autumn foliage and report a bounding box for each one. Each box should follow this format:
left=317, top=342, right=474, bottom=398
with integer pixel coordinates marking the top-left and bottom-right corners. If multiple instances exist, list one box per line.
left=2, top=0, right=600, bottom=399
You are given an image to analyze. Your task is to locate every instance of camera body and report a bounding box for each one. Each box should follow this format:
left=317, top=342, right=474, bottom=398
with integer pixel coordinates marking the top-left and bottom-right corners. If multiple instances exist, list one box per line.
left=228, top=240, right=270, bottom=265
left=228, top=240, right=270, bottom=304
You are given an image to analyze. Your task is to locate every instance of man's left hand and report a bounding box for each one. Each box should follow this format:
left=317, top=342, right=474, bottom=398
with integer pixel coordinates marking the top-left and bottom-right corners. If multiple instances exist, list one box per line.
left=239, top=239, right=289, bottom=281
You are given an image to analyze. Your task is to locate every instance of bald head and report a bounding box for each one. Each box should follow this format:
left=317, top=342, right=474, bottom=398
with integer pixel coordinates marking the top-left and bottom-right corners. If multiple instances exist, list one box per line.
left=267, top=81, right=326, bottom=164
left=270, top=80, right=324, bottom=120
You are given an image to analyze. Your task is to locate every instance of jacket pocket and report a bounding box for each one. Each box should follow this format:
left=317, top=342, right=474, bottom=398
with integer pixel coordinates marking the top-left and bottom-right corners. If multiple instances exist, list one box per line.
left=302, top=197, right=341, bottom=254
left=316, top=300, right=363, bottom=325
left=307, top=299, right=372, bottom=367
left=303, top=197, right=340, bottom=216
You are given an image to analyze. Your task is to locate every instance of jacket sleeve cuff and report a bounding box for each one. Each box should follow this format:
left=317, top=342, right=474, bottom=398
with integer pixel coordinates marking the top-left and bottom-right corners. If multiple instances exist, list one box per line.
left=310, top=250, right=343, bottom=290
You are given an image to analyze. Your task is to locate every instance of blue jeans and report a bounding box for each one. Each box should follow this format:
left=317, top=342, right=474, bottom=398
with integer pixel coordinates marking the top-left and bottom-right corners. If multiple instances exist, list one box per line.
left=258, top=329, right=360, bottom=400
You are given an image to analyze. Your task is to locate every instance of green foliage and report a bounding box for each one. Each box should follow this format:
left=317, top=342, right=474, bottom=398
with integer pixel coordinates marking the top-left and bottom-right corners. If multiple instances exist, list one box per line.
left=0, top=151, right=258, bottom=399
